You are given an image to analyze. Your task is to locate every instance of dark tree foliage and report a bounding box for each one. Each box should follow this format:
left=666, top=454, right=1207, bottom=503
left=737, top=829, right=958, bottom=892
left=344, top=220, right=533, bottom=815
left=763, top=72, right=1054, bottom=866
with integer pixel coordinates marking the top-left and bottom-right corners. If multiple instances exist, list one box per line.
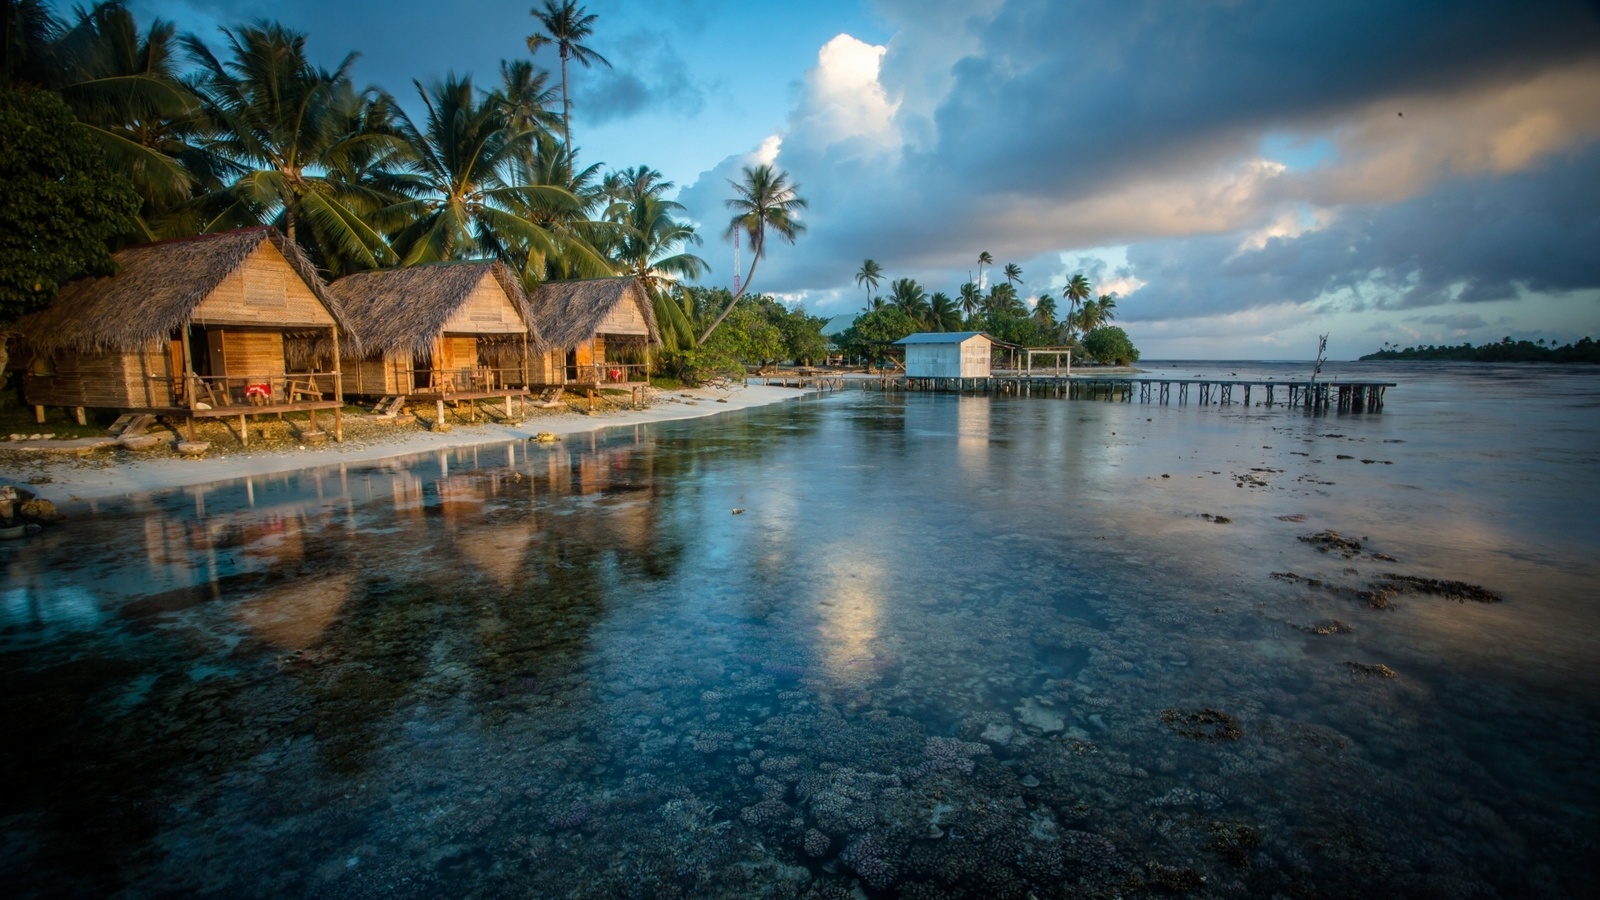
left=1081, top=325, right=1140, bottom=365
left=840, top=307, right=917, bottom=365
left=1360, top=337, right=1598, bottom=364
left=0, top=87, right=139, bottom=323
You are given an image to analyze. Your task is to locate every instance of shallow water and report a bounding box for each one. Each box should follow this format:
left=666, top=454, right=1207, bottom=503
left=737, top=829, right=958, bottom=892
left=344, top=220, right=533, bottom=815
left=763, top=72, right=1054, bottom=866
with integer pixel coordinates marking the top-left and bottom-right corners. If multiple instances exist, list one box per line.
left=4, top=361, right=1599, bottom=898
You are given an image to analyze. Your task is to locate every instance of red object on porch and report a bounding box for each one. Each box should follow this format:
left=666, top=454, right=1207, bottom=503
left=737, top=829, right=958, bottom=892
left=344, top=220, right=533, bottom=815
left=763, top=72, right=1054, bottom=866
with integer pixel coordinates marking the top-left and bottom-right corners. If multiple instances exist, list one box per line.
left=245, top=383, right=271, bottom=402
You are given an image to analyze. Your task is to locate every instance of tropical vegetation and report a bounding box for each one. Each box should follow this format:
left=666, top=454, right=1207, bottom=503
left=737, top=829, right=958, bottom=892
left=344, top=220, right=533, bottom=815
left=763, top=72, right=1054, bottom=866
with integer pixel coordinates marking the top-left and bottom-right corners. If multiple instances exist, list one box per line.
left=0, top=0, right=824, bottom=383
left=831, top=255, right=1139, bottom=365
left=1360, top=337, right=1599, bottom=364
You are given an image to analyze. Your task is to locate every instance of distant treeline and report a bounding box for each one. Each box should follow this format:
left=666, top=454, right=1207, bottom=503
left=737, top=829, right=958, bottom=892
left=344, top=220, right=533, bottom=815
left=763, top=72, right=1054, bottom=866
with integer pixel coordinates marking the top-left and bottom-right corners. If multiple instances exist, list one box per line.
left=1360, top=337, right=1599, bottom=363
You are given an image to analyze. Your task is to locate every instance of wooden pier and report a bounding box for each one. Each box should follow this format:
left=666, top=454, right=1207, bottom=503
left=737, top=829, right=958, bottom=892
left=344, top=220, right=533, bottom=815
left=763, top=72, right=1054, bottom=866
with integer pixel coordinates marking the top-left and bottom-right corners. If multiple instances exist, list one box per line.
left=860, top=375, right=1394, bottom=411
left=747, top=372, right=849, bottom=392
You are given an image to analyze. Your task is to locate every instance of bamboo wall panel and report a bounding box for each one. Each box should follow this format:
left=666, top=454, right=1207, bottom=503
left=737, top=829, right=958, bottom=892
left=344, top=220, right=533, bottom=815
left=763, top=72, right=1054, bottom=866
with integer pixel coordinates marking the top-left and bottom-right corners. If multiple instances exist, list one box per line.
left=595, top=295, right=650, bottom=336
left=220, top=330, right=287, bottom=378
left=192, top=243, right=334, bottom=328
left=444, top=336, right=479, bottom=370
left=439, top=276, right=527, bottom=334
left=26, top=343, right=174, bottom=408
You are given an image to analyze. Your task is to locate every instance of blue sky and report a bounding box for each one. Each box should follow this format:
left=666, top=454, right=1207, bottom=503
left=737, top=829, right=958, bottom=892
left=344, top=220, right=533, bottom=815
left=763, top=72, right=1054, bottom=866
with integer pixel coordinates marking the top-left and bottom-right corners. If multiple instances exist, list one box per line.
left=124, top=0, right=1600, bottom=359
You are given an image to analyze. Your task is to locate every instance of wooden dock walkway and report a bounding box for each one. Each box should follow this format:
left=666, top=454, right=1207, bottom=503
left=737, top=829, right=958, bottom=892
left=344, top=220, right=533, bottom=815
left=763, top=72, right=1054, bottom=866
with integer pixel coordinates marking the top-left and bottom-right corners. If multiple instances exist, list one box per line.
left=747, top=372, right=849, bottom=392
left=860, top=375, right=1394, bottom=411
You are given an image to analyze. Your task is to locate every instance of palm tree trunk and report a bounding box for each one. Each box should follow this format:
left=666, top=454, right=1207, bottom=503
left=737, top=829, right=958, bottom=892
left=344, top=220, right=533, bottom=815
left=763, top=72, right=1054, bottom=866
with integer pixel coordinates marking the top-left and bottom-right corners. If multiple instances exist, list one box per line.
left=696, top=253, right=760, bottom=346
left=559, top=46, right=571, bottom=147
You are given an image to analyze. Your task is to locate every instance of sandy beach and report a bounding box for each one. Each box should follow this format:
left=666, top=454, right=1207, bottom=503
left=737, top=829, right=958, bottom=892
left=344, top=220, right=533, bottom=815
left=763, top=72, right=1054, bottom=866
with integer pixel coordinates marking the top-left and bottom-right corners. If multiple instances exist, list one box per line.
left=3, top=383, right=817, bottom=504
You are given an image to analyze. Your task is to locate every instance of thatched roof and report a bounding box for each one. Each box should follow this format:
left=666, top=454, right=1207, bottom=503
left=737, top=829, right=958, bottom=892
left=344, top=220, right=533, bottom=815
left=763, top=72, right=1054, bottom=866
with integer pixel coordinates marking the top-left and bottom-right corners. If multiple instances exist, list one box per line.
left=14, top=227, right=357, bottom=356
left=332, top=260, right=539, bottom=355
left=527, top=277, right=660, bottom=349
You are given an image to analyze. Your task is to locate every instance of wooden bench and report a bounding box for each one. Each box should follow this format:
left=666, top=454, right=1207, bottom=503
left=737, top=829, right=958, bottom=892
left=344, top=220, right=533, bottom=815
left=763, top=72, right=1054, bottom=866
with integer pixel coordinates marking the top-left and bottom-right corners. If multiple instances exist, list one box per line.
left=286, top=378, right=324, bottom=402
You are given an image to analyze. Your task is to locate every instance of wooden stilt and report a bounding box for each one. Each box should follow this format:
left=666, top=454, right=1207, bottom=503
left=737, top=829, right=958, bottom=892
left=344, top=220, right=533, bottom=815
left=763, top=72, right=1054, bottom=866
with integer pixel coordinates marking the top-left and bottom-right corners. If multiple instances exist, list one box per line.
left=240, top=413, right=248, bottom=446
left=34, top=405, right=45, bottom=424
left=74, top=406, right=87, bottom=425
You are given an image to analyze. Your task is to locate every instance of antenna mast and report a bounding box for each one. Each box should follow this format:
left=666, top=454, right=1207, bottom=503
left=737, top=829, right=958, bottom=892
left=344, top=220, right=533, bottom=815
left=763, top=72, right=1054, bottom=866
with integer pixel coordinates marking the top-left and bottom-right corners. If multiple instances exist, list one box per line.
left=732, top=229, right=742, bottom=295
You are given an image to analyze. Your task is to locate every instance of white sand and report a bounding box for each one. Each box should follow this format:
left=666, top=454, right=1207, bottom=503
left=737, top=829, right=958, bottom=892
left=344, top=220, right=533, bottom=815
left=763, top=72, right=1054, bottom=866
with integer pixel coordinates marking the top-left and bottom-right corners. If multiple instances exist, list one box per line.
left=17, top=384, right=819, bottom=503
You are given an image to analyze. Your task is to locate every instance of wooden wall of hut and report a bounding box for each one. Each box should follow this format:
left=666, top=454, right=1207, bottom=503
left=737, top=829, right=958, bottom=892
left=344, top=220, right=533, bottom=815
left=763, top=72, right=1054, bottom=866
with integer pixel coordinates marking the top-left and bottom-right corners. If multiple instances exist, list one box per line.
left=342, top=353, right=406, bottom=397
left=25, top=340, right=175, bottom=408
left=192, top=242, right=334, bottom=328
left=204, top=329, right=287, bottom=379
left=440, top=278, right=529, bottom=334
left=596, top=296, right=651, bottom=337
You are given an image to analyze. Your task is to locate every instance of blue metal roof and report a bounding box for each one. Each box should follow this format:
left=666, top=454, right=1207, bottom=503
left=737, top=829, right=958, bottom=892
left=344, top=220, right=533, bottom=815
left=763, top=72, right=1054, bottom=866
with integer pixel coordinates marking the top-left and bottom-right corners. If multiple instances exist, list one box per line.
left=893, top=331, right=992, bottom=345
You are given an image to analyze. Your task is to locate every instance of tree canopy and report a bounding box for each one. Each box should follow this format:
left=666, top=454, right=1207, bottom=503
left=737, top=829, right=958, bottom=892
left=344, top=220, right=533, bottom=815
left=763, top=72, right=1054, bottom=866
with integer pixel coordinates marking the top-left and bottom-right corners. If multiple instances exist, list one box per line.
left=0, top=87, right=139, bottom=323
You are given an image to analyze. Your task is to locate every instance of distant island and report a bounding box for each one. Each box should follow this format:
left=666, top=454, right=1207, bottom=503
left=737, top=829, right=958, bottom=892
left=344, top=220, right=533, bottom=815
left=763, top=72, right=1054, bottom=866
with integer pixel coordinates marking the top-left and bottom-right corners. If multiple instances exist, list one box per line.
left=1361, top=337, right=1598, bottom=363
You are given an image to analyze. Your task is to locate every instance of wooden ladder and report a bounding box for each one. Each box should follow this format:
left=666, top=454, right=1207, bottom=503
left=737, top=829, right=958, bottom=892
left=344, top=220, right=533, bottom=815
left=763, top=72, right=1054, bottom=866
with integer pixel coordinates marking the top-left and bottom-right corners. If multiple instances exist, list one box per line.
left=108, top=414, right=155, bottom=437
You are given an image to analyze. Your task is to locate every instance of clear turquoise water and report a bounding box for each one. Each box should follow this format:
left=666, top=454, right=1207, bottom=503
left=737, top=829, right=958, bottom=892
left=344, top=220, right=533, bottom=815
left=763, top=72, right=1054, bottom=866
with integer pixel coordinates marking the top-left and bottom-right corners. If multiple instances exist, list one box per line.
left=3, top=361, right=1598, bottom=898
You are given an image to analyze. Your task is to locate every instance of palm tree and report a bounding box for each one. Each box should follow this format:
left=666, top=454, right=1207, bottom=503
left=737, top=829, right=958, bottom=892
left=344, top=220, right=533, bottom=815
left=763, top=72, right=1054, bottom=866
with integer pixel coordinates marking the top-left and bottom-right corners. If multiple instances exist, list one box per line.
left=182, top=22, right=395, bottom=266
left=495, top=123, right=614, bottom=281
left=1033, top=295, right=1057, bottom=327
left=1076, top=295, right=1105, bottom=333
left=1094, top=293, right=1117, bottom=327
left=928, top=291, right=961, bottom=332
left=697, top=163, right=806, bottom=345
left=50, top=2, right=205, bottom=227
left=613, top=192, right=705, bottom=352
left=495, top=58, right=561, bottom=161
left=889, top=277, right=928, bottom=325
left=976, top=250, right=993, bottom=289
left=1003, top=262, right=1023, bottom=287
left=985, top=282, right=1023, bottom=316
left=855, top=258, right=883, bottom=306
left=1062, top=272, right=1092, bottom=327
left=384, top=73, right=581, bottom=268
left=958, top=281, right=982, bottom=322
left=526, top=0, right=609, bottom=149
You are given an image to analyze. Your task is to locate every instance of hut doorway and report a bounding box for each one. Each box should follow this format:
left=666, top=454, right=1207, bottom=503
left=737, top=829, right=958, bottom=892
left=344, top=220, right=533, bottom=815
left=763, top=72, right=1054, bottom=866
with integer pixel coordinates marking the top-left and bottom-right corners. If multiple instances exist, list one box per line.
left=412, top=351, right=432, bottom=390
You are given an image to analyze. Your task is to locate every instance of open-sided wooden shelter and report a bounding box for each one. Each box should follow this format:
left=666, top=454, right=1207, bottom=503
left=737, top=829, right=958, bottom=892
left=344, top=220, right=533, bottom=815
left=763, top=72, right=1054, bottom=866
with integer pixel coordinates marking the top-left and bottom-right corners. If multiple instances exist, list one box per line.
left=526, top=277, right=660, bottom=390
left=15, top=227, right=352, bottom=443
left=332, top=260, right=539, bottom=423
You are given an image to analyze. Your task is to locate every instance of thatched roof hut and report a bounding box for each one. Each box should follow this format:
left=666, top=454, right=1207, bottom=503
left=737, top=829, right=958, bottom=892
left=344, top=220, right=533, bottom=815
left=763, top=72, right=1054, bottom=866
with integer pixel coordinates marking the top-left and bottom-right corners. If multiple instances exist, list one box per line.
left=527, top=277, right=660, bottom=349
left=15, top=226, right=356, bottom=358
left=15, top=228, right=355, bottom=431
left=332, top=260, right=539, bottom=355
left=331, top=260, right=542, bottom=397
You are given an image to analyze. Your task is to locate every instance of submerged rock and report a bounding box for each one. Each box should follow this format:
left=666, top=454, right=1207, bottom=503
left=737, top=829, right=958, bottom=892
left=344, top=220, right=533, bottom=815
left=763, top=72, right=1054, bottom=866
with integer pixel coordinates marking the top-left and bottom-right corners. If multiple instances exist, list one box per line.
left=1159, top=707, right=1243, bottom=742
left=1346, top=661, right=1397, bottom=679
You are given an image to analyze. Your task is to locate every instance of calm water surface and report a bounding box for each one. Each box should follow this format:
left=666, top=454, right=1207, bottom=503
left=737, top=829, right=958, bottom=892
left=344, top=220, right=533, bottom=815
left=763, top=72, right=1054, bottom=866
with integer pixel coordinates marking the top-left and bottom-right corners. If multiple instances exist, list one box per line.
left=4, top=361, right=1598, bottom=898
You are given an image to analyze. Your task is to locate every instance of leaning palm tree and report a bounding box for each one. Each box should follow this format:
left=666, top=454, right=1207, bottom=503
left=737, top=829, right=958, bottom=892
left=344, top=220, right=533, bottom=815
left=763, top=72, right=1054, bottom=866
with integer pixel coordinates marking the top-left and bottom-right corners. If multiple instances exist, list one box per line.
left=1062, top=272, right=1093, bottom=326
left=526, top=0, right=609, bottom=148
left=182, top=22, right=396, bottom=266
left=976, top=250, right=993, bottom=289
left=384, top=73, right=581, bottom=268
left=855, top=258, right=883, bottom=306
left=888, top=277, right=929, bottom=325
left=1003, top=262, right=1023, bottom=287
left=697, top=163, right=806, bottom=345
